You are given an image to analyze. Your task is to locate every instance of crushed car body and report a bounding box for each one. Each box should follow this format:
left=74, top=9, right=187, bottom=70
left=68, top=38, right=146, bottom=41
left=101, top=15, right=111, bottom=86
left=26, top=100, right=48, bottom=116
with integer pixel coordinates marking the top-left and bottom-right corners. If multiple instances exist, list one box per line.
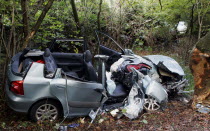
left=5, top=32, right=188, bottom=121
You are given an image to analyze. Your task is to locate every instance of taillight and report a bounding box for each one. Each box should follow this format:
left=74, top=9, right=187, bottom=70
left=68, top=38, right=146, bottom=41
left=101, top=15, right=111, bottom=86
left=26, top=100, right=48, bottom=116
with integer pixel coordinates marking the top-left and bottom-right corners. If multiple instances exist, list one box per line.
left=9, top=81, right=24, bottom=95
left=36, top=60, right=45, bottom=64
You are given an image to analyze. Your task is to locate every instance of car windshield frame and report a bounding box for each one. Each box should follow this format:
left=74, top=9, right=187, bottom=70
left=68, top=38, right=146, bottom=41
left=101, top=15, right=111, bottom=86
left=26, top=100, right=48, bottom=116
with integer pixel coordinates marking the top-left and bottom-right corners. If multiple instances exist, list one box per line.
left=95, top=31, right=125, bottom=54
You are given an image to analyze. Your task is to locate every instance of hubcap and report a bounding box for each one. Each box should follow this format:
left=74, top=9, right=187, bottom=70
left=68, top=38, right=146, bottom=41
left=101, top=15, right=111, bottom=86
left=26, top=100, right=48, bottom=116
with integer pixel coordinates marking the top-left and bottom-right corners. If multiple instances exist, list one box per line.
left=36, top=104, right=58, bottom=121
left=144, top=96, right=160, bottom=111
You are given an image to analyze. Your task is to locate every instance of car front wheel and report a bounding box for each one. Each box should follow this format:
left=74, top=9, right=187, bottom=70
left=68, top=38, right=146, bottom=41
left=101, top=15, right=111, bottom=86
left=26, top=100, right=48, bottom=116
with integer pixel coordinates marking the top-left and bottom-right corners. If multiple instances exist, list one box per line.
left=29, top=100, right=62, bottom=122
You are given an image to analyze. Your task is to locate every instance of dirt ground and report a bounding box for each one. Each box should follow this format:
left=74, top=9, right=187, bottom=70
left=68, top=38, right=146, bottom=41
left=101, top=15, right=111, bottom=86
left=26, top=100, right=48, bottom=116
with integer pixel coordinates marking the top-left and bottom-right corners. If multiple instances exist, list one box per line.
left=0, top=98, right=209, bottom=131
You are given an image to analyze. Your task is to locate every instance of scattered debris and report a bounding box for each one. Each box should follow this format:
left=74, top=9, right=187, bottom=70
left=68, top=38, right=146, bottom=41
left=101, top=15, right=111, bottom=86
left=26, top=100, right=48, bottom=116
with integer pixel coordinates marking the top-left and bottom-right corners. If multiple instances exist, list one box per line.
left=141, top=119, right=148, bottom=124
left=98, top=118, right=104, bottom=123
left=59, top=125, right=67, bottom=131
left=80, top=117, right=85, bottom=124
left=196, top=104, right=210, bottom=114
left=68, top=123, right=80, bottom=128
left=58, top=123, right=80, bottom=131
left=110, top=109, right=119, bottom=117
left=54, top=123, right=60, bottom=130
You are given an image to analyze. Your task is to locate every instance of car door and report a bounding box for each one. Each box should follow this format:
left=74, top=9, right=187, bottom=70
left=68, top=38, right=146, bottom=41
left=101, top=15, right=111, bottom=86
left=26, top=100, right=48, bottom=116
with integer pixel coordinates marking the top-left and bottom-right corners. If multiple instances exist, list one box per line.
left=66, top=79, right=103, bottom=116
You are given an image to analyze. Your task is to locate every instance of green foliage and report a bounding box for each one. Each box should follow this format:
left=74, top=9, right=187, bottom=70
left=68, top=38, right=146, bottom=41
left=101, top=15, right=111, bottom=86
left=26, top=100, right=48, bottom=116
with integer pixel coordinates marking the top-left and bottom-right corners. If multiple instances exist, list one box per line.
left=0, top=0, right=210, bottom=56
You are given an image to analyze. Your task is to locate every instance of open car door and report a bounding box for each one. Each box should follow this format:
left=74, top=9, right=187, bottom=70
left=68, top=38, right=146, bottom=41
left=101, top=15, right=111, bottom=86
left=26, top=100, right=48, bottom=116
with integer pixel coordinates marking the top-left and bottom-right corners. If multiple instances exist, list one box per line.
left=95, top=31, right=125, bottom=70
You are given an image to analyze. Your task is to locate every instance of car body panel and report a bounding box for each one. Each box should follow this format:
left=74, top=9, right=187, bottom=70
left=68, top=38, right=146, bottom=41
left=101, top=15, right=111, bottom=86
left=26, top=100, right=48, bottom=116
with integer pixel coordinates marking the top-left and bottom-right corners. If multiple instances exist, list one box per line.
left=6, top=63, right=55, bottom=113
left=145, top=80, right=168, bottom=103
left=50, top=76, right=103, bottom=117
left=7, top=64, right=23, bottom=82
left=5, top=83, right=32, bottom=113
left=144, top=55, right=185, bottom=76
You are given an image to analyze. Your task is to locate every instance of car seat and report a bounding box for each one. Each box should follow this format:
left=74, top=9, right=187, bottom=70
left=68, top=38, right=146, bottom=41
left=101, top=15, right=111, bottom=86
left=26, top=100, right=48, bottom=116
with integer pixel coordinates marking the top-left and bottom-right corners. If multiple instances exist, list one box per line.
left=43, top=48, right=79, bottom=78
left=83, top=50, right=97, bottom=81
left=43, top=48, right=58, bottom=76
left=108, top=83, right=128, bottom=97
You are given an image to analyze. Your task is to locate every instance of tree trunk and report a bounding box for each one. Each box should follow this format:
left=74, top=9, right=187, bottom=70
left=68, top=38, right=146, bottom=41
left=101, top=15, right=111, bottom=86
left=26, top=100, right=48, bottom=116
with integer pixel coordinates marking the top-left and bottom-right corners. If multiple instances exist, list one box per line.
left=97, top=0, right=103, bottom=30
left=21, top=0, right=29, bottom=39
left=190, top=3, right=195, bottom=36
left=190, top=32, right=210, bottom=108
left=158, top=0, right=162, bottom=10
left=70, top=0, right=81, bottom=32
left=22, top=0, right=55, bottom=49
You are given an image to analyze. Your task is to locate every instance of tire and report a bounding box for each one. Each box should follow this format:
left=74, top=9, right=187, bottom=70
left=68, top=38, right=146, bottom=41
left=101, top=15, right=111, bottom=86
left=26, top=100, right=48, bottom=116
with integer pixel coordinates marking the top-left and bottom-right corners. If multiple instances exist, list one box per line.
left=29, top=99, right=63, bottom=122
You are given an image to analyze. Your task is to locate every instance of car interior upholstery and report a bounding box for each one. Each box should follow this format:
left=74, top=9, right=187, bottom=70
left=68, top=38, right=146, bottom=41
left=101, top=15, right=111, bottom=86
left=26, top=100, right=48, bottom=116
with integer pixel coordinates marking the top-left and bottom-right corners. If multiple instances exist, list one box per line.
left=83, top=50, right=98, bottom=82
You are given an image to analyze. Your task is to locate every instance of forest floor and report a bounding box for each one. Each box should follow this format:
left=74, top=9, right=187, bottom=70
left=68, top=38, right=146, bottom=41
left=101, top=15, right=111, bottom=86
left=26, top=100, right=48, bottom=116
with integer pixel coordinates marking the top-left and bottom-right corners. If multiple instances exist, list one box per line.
left=0, top=51, right=209, bottom=130
left=0, top=98, right=209, bottom=130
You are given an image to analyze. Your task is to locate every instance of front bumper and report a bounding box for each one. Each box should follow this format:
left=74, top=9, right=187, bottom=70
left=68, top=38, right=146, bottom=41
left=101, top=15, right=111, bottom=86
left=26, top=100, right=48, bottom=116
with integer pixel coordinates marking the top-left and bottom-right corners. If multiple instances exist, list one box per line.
left=5, top=84, right=33, bottom=113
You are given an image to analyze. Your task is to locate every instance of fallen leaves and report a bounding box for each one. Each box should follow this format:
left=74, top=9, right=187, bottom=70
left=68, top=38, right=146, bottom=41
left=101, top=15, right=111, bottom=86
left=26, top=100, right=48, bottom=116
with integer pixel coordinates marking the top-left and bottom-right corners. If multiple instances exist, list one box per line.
left=0, top=101, right=209, bottom=130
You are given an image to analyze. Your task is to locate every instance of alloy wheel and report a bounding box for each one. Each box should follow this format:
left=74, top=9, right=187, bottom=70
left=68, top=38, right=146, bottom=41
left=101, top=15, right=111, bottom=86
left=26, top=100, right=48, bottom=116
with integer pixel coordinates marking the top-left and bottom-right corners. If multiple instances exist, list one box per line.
left=35, top=104, right=58, bottom=121
left=144, top=96, right=160, bottom=111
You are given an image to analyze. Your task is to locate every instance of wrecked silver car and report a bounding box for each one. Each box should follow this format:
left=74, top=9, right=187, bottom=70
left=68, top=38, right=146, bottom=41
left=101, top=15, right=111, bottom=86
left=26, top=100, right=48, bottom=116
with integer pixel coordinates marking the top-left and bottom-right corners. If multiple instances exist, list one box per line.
left=5, top=32, right=188, bottom=122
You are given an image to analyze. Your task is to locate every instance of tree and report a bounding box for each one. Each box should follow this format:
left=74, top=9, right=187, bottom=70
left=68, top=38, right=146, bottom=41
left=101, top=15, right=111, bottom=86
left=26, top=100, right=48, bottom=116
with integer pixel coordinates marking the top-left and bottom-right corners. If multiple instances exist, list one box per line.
left=97, top=0, right=103, bottom=30
left=70, top=0, right=81, bottom=32
left=196, top=0, right=210, bottom=39
left=22, top=0, right=55, bottom=49
left=190, top=31, right=210, bottom=107
left=21, top=0, right=29, bottom=39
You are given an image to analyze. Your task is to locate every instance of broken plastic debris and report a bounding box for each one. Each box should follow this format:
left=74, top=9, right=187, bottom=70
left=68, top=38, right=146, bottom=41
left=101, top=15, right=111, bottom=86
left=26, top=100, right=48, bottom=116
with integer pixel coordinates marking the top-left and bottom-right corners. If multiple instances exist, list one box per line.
left=196, top=104, right=203, bottom=108
left=54, top=123, right=60, bottom=130
left=197, top=107, right=210, bottom=114
left=59, top=124, right=79, bottom=131
left=80, top=117, right=85, bottom=124
left=110, top=109, right=119, bottom=117
left=142, top=119, right=148, bottom=124
left=88, top=108, right=102, bottom=128
left=59, top=126, right=68, bottom=131
left=98, top=118, right=104, bottom=123
left=196, top=104, right=210, bottom=114
left=68, top=123, right=80, bottom=128
left=89, top=110, right=97, bottom=120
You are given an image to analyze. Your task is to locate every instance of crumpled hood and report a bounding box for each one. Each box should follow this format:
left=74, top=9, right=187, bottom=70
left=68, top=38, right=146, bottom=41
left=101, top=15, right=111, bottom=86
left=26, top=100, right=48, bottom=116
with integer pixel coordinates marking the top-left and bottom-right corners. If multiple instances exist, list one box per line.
left=144, top=55, right=185, bottom=76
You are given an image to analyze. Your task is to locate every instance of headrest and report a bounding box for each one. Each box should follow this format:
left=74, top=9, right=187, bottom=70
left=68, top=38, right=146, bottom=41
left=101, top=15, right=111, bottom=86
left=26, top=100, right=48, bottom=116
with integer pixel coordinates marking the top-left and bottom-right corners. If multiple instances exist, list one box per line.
left=44, top=48, right=51, bottom=57
left=84, top=50, right=92, bottom=62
